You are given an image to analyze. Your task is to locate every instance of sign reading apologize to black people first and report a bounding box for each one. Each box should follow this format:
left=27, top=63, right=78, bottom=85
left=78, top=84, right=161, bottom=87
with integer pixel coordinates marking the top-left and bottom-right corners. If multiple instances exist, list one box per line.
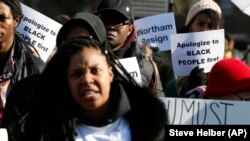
left=170, top=29, right=225, bottom=76
left=16, top=3, right=62, bottom=62
left=134, top=13, right=176, bottom=51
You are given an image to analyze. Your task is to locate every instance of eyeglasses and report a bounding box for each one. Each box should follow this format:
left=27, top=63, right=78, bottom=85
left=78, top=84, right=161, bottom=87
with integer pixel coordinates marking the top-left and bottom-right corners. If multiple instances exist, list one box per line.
left=104, top=20, right=131, bottom=31
left=236, top=94, right=250, bottom=101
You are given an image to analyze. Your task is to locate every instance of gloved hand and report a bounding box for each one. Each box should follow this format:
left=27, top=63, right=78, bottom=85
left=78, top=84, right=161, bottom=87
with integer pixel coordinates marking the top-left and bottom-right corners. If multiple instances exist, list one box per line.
left=188, top=66, right=206, bottom=89
left=149, top=43, right=160, bottom=52
left=149, top=46, right=161, bottom=63
left=150, top=46, right=159, bottom=52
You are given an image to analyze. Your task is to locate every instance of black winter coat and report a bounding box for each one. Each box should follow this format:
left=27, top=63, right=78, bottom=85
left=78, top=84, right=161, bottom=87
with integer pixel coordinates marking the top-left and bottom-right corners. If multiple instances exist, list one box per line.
left=1, top=35, right=45, bottom=140
left=114, top=40, right=165, bottom=97
left=16, top=80, right=167, bottom=141
left=12, top=35, right=45, bottom=83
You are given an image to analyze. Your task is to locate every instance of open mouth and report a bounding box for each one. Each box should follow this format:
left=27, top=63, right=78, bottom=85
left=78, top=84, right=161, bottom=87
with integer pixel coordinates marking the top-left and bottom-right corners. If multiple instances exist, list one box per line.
left=81, top=89, right=99, bottom=98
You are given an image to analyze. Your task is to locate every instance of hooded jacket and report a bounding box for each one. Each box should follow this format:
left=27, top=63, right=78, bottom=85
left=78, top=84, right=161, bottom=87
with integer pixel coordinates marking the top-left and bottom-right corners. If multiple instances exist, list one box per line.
left=2, top=13, right=109, bottom=141
left=56, top=12, right=107, bottom=48
left=0, top=35, right=45, bottom=130
left=0, top=35, right=45, bottom=105
left=112, top=26, right=165, bottom=97
left=56, top=12, right=164, bottom=96
left=12, top=35, right=45, bottom=82
left=17, top=80, right=167, bottom=141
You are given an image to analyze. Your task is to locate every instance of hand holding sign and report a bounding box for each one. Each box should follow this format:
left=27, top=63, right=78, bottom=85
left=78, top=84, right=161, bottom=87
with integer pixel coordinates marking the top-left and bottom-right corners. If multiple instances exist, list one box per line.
left=171, top=29, right=225, bottom=76
left=188, top=66, right=206, bottom=89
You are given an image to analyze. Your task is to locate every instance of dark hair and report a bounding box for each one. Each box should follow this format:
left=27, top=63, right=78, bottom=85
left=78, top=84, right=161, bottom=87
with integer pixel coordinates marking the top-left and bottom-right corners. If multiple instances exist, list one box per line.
left=56, top=36, right=138, bottom=90
left=54, top=14, right=70, bottom=24
left=21, top=37, right=138, bottom=139
left=58, top=37, right=137, bottom=86
left=19, top=37, right=108, bottom=139
left=179, top=9, right=224, bottom=33
left=56, top=12, right=107, bottom=49
left=3, top=0, right=22, bottom=19
left=57, top=36, right=112, bottom=66
left=56, top=20, right=98, bottom=46
left=58, top=35, right=138, bottom=86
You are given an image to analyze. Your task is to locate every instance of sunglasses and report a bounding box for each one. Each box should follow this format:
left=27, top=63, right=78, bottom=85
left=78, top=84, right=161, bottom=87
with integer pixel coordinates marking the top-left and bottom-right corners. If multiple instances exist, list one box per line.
left=104, top=20, right=131, bottom=31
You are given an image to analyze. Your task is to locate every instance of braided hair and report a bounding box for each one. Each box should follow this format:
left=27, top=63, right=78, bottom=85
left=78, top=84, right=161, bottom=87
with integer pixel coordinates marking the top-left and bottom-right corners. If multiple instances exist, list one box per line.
left=3, top=0, right=22, bottom=19
left=20, top=37, right=139, bottom=140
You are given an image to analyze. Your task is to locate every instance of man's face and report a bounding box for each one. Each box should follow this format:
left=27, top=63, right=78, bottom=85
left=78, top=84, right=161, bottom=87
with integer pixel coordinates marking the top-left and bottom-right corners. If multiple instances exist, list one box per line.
left=100, top=12, right=133, bottom=51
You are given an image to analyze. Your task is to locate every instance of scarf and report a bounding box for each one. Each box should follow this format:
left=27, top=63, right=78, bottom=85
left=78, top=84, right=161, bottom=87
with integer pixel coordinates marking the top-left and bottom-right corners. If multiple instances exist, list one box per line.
left=0, top=46, right=15, bottom=119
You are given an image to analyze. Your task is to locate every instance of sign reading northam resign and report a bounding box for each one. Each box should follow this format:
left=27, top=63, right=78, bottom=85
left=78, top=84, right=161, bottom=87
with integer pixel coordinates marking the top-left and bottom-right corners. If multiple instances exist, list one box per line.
left=161, top=97, right=250, bottom=125
left=16, top=3, right=62, bottom=62
left=170, top=29, right=225, bottom=76
left=134, top=12, right=176, bottom=51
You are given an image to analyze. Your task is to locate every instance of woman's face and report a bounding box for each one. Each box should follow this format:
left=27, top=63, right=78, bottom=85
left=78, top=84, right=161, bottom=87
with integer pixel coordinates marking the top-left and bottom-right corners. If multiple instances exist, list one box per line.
left=189, top=12, right=219, bottom=32
left=0, top=2, right=20, bottom=44
left=67, top=47, right=113, bottom=116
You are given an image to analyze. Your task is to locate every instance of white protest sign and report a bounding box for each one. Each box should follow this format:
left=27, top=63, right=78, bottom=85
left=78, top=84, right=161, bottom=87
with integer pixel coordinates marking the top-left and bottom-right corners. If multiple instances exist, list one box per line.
left=134, top=12, right=176, bottom=51
left=170, top=29, right=225, bottom=76
left=231, top=0, right=250, bottom=16
left=117, top=57, right=142, bottom=86
left=161, top=97, right=250, bottom=125
left=0, top=128, right=8, bottom=141
left=16, top=3, right=62, bottom=62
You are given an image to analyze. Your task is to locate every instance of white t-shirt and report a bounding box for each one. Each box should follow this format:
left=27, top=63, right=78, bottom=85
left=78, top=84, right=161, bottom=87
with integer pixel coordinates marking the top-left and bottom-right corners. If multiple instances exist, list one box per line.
left=0, top=128, right=8, bottom=141
left=74, top=117, right=131, bottom=141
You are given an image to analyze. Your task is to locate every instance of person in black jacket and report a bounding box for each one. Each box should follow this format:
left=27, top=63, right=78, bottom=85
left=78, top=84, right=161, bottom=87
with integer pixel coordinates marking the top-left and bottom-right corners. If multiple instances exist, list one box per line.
left=17, top=37, right=167, bottom=141
left=2, top=11, right=149, bottom=141
left=165, top=0, right=224, bottom=98
left=96, top=0, right=165, bottom=96
left=1, top=12, right=111, bottom=141
left=0, top=0, right=45, bottom=122
left=56, top=12, right=107, bottom=47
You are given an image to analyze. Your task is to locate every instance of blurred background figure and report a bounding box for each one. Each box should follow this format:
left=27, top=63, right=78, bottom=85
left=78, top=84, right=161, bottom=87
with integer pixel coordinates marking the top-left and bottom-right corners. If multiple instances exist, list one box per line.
left=1, top=12, right=109, bottom=141
left=224, top=32, right=235, bottom=59
left=206, top=58, right=250, bottom=101
left=179, top=0, right=223, bottom=33
left=47, top=12, right=106, bottom=63
left=97, top=0, right=164, bottom=96
left=54, top=14, right=70, bottom=24
left=165, top=0, right=224, bottom=98
left=56, top=12, right=107, bottom=47
left=46, top=14, right=71, bottom=62
left=0, top=0, right=45, bottom=123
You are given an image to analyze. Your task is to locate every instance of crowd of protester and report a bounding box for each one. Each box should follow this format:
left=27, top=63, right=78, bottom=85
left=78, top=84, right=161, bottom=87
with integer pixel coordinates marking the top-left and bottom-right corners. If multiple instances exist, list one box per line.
left=1, top=0, right=250, bottom=140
